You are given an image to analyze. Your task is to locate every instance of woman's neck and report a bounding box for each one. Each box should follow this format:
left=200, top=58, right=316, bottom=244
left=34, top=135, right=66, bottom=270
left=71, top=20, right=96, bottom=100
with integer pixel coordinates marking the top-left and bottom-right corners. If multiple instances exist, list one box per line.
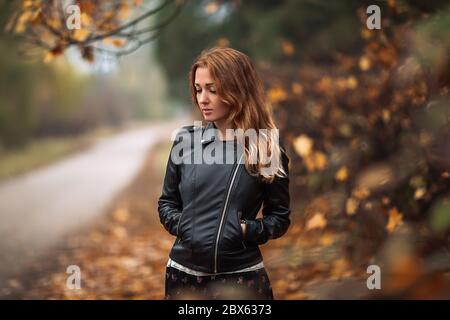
left=214, top=120, right=235, bottom=141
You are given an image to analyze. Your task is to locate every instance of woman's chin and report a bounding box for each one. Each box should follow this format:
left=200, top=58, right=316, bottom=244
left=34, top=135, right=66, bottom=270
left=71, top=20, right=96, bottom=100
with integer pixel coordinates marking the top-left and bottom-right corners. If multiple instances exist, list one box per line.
left=203, top=114, right=215, bottom=121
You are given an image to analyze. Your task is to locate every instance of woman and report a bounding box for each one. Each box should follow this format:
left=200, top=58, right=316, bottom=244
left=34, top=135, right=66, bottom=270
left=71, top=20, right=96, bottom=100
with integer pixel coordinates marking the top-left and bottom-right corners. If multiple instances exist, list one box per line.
left=158, top=47, right=291, bottom=300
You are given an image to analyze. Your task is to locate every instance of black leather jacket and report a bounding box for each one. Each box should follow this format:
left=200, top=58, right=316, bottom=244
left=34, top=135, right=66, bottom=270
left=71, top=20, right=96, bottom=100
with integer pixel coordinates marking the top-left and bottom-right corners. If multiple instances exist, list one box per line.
left=158, top=121, right=291, bottom=274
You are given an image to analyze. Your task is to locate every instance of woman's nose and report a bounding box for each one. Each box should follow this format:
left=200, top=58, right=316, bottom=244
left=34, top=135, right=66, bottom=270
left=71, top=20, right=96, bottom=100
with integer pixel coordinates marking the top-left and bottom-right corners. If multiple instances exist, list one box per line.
left=198, top=91, right=209, bottom=104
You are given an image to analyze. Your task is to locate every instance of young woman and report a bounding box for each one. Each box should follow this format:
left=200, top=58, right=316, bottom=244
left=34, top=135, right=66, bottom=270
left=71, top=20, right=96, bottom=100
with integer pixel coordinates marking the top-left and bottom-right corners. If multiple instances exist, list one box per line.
left=158, top=47, right=291, bottom=300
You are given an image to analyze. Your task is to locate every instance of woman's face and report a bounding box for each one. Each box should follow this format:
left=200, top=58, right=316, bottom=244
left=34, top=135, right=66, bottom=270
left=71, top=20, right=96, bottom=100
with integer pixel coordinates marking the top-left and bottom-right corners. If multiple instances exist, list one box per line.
left=194, top=67, right=231, bottom=123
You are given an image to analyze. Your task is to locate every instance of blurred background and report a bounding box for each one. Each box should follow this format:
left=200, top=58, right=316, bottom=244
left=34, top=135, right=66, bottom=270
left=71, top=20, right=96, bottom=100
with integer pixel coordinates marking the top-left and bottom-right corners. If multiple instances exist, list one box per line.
left=0, top=0, right=449, bottom=299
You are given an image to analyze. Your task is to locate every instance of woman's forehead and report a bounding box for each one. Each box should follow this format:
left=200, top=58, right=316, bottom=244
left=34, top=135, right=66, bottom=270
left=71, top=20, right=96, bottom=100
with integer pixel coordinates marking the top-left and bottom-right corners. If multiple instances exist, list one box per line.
left=195, top=67, right=215, bottom=85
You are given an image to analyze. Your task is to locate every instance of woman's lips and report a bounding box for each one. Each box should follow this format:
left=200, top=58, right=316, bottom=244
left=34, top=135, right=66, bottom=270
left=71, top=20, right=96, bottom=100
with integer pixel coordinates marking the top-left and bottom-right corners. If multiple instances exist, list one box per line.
left=202, top=109, right=213, bottom=115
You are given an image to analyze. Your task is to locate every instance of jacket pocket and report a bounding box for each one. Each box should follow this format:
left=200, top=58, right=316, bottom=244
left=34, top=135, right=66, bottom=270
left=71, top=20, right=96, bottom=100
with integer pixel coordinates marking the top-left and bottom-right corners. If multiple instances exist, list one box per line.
left=176, top=211, right=193, bottom=249
left=176, top=210, right=186, bottom=238
left=237, top=211, right=246, bottom=249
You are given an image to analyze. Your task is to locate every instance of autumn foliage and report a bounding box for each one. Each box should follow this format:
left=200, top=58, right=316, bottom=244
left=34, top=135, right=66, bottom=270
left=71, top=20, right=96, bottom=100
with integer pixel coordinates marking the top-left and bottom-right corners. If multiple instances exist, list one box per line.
left=5, top=0, right=184, bottom=62
left=260, top=2, right=450, bottom=298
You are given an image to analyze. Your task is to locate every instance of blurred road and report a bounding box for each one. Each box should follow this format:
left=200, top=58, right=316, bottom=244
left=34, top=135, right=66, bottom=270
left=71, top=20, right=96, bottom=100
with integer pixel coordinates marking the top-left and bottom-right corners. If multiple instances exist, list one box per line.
left=0, top=117, right=191, bottom=286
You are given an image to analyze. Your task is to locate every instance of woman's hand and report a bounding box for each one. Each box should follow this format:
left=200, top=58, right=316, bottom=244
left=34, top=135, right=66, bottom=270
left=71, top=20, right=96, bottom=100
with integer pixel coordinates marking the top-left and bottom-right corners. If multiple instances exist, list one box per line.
left=240, top=222, right=246, bottom=236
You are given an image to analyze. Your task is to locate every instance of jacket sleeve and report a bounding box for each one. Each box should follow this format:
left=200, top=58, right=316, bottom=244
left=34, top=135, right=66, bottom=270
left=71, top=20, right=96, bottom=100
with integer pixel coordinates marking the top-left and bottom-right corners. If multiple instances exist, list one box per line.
left=158, top=131, right=184, bottom=237
left=243, top=146, right=291, bottom=245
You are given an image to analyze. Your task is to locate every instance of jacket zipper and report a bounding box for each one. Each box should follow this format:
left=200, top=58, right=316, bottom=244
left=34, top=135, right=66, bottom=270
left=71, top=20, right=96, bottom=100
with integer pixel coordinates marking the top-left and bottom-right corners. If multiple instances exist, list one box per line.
left=213, top=153, right=244, bottom=273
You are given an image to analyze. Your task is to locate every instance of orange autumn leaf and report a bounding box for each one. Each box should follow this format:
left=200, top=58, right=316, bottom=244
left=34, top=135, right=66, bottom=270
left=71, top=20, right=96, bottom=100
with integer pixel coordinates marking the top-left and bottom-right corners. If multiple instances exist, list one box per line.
left=291, top=82, right=303, bottom=95
left=386, top=207, right=404, bottom=233
left=303, top=151, right=328, bottom=172
left=281, top=40, right=295, bottom=56
left=346, top=197, right=359, bottom=216
left=73, top=28, right=90, bottom=42
left=80, top=13, right=93, bottom=27
left=118, top=4, right=132, bottom=20
left=359, top=56, right=371, bottom=71
left=293, top=134, right=313, bottom=157
left=267, top=87, right=288, bottom=103
left=316, top=76, right=333, bottom=92
left=335, top=166, right=348, bottom=181
left=80, top=2, right=95, bottom=15
left=305, top=213, right=327, bottom=231
left=331, top=258, right=352, bottom=279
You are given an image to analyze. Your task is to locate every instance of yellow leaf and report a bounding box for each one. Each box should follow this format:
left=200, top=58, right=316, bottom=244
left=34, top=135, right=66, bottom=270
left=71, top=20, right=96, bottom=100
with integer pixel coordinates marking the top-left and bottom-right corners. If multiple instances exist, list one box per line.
left=359, top=56, right=371, bottom=71
left=291, top=82, right=303, bottom=95
left=267, top=87, right=288, bottom=103
left=335, top=166, right=348, bottom=181
left=305, top=213, right=327, bottom=231
left=80, top=13, right=93, bottom=27
left=313, top=151, right=327, bottom=171
left=360, top=28, right=373, bottom=40
left=316, top=76, right=333, bottom=92
left=43, top=46, right=63, bottom=64
left=281, top=40, right=295, bottom=56
left=73, top=28, right=90, bottom=41
left=303, top=151, right=328, bottom=172
left=346, top=197, right=359, bottom=216
left=386, top=207, right=403, bottom=233
left=112, top=39, right=125, bottom=48
left=22, top=0, right=34, bottom=10
left=319, top=233, right=335, bottom=246
left=14, top=11, right=32, bottom=33
left=118, top=4, right=132, bottom=20
left=293, top=134, right=313, bottom=157
left=43, top=51, right=55, bottom=64
left=347, top=76, right=358, bottom=89
left=47, top=17, right=61, bottom=29
left=414, top=188, right=426, bottom=200
left=331, top=258, right=352, bottom=279
left=382, top=109, right=391, bottom=122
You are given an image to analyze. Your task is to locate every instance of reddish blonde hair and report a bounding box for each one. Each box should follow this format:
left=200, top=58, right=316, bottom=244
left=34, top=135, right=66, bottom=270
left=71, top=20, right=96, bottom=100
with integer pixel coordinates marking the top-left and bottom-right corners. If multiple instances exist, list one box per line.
left=189, top=47, right=287, bottom=183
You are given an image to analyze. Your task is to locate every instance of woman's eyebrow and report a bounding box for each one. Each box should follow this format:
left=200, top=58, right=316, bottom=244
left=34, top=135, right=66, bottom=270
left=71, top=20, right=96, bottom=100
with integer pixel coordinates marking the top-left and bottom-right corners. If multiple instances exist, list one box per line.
left=194, top=83, right=215, bottom=86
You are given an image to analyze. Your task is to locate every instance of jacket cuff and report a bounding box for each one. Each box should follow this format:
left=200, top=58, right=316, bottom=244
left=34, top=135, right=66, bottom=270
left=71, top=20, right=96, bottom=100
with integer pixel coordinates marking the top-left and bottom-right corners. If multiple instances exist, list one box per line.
left=243, top=219, right=264, bottom=243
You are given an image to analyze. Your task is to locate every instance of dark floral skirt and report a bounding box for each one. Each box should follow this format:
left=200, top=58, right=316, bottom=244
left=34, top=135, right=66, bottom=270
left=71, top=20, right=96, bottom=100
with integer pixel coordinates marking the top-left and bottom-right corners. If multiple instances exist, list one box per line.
left=164, top=266, right=274, bottom=300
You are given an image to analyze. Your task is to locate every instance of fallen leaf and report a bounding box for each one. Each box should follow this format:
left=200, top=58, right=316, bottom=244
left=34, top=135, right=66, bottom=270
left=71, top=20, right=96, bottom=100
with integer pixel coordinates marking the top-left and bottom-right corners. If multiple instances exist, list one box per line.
left=346, top=197, right=359, bottom=216
left=335, top=166, right=348, bottom=181
left=305, top=213, right=327, bottom=231
left=293, top=134, right=313, bottom=157
left=386, top=207, right=403, bottom=233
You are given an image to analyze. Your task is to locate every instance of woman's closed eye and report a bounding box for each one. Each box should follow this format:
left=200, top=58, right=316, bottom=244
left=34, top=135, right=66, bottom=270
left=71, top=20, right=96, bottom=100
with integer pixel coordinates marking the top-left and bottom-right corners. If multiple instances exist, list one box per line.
left=195, top=88, right=217, bottom=94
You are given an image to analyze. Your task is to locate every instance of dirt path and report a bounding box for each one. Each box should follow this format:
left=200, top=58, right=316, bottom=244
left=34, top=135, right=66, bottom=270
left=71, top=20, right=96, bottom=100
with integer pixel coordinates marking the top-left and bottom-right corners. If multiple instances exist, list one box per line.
left=0, top=117, right=190, bottom=290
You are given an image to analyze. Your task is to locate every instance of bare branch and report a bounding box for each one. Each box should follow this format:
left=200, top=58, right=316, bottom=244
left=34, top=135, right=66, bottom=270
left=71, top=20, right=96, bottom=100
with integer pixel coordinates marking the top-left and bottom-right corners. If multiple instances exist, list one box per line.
left=4, top=0, right=187, bottom=61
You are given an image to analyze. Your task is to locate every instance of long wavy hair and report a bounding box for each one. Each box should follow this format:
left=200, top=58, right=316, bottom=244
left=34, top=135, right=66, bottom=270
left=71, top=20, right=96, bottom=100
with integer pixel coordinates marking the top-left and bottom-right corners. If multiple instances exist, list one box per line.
left=188, top=47, right=287, bottom=183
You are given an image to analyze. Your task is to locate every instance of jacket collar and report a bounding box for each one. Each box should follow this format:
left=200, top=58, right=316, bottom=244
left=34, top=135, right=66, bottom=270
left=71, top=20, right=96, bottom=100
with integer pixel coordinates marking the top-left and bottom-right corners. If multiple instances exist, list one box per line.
left=201, top=121, right=218, bottom=146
